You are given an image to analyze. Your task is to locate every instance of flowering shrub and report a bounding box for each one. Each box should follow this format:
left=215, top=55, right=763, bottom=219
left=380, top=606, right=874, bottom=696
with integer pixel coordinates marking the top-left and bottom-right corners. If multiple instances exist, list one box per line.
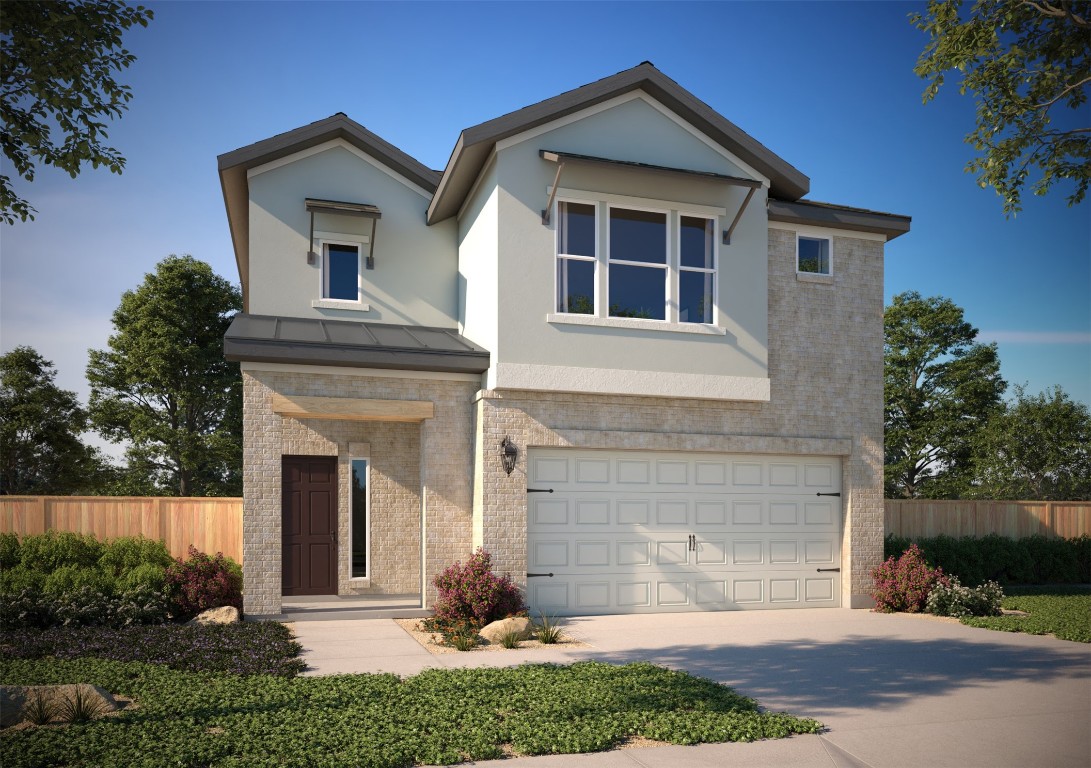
left=165, top=546, right=243, bottom=619
left=871, top=543, right=949, bottom=613
left=431, top=549, right=526, bottom=629
left=926, top=577, right=1004, bottom=618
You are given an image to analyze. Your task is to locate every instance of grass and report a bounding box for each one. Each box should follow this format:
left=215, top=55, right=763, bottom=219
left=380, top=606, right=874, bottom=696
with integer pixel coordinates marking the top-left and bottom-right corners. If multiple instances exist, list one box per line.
left=0, top=654, right=821, bottom=767
left=960, top=586, right=1091, bottom=643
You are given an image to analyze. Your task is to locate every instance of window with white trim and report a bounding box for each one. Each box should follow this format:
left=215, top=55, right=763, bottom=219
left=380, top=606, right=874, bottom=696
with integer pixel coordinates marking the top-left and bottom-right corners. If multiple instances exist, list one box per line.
left=679, top=215, right=716, bottom=323
left=797, top=235, right=831, bottom=275
left=350, top=458, right=369, bottom=579
left=319, top=236, right=366, bottom=303
left=556, top=201, right=597, bottom=314
left=608, top=206, right=668, bottom=320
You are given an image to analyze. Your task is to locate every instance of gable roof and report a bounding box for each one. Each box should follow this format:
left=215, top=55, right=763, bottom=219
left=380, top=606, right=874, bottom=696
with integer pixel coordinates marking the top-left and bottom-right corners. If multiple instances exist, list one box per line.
left=217, top=114, right=439, bottom=311
left=426, top=62, right=809, bottom=224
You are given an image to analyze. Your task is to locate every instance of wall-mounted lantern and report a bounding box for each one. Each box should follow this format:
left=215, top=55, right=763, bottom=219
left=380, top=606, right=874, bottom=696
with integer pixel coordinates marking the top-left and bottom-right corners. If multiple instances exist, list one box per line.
left=501, top=436, right=518, bottom=475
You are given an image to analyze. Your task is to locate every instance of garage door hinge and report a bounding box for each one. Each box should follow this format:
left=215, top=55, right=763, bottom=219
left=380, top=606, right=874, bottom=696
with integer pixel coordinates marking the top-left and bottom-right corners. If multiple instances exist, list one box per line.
left=527, top=488, right=554, bottom=493
left=815, top=492, right=841, bottom=497
left=816, top=568, right=841, bottom=573
left=527, top=572, right=554, bottom=578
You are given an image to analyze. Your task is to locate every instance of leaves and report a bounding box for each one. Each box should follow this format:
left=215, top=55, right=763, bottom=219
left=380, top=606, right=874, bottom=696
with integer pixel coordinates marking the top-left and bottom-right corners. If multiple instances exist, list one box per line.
left=911, top=0, right=1091, bottom=214
left=0, top=0, right=154, bottom=223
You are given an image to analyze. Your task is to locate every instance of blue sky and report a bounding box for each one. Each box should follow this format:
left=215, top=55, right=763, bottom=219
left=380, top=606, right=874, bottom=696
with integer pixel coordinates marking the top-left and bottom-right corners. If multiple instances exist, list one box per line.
left=2, top=0, right=1088, bottom=453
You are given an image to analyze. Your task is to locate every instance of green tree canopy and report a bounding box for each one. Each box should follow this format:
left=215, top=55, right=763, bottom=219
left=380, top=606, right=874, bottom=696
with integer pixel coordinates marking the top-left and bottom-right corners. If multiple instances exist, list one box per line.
left=87, top=255, right=242, bottom=496
left=884, top=291, right=1006, bottom=498
left=911, top=0, right=1091, bottom=214
left=0, top=346, right=106, bottom=494
left=1, top=0, right=153, bottom=224
left=969, top=385, right=1091, bottom=500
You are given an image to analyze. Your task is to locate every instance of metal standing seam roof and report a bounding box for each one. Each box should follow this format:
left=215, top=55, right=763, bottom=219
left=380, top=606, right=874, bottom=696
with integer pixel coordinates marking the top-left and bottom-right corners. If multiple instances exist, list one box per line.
left=223, top=314, right=490, bottom=374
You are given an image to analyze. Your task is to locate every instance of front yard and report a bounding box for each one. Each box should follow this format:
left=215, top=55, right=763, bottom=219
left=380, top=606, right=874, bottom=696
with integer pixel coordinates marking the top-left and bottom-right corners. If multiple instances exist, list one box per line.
left=960, top=586, right=1091, bottom=643
left=1, top=624, right=821, bottom=768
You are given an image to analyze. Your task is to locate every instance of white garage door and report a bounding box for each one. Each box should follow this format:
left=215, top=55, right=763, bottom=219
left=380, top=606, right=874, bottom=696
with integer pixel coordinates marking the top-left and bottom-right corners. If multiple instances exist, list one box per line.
left=526, top=449, right=842, bottom=615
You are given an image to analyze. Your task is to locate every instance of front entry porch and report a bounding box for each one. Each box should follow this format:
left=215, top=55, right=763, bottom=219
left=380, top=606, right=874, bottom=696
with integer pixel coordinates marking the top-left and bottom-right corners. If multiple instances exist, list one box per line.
left=279, top=593, right=430, bottom=621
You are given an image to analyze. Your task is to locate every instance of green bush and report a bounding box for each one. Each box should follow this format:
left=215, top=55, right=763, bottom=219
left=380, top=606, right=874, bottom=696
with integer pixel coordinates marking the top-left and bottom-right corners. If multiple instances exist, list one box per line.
left=0, top=566, right=45, bottom=595
left=98, top=535, right=173, bottom=577
left=0, top=532, right=20, bottom=569
left=0, top=584, right=171, bottom=629
left=885, top=533, right=1090, bottom=585
left=42, top=566, right=115, bottom=598
left=18, top=531, right=104, bottom=572
left=118, top=562, right=167, bottom=593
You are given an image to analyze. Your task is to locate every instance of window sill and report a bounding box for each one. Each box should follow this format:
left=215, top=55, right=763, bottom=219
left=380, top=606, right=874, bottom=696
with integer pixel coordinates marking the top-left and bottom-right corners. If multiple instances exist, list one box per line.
left=348, top=577, right=371, bottom=588
left=796, top=272, right=834, bottom=285
left=312, top=300, right=371, bottom=311
left=546, top=313, right=726, bottom=335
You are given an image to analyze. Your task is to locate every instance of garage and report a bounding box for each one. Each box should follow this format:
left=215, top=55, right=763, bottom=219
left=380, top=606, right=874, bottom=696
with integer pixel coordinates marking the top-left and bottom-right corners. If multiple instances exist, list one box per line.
left=526, top=449, right=843, bottom=614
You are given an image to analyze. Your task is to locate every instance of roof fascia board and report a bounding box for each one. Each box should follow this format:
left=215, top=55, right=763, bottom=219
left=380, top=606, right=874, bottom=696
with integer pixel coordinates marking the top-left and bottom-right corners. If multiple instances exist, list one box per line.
left=768, top=200, right=911, bottom=241
left=240, top=360, right=483, bottom=383
left=495, top=91, right=771, bottom=188
left=247, top=138, right=432, bottom=199
left=456, top=148, right=498, bottom=222
left=768, top=221, right=887, bottom=243
left=224, top=337, right=490, bottom=374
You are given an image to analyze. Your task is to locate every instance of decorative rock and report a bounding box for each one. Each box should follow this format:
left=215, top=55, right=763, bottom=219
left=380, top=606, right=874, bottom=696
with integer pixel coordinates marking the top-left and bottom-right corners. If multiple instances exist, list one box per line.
left=188, top=606, right=241, bottom=625
left=479, top=616, right=533, bottom=644
left=1, top=684, right=118, bottom=728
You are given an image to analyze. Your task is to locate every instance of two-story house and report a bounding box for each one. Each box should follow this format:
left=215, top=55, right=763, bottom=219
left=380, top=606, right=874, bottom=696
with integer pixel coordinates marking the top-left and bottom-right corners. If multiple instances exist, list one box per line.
left=219, top=62, right=910, bottom=618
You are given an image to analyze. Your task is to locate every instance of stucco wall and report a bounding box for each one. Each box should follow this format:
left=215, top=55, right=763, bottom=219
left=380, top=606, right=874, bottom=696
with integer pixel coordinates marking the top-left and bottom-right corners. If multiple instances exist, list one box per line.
left=473, top=228, right=885, bottom=608
left=247, top=141, right=459, bottom=327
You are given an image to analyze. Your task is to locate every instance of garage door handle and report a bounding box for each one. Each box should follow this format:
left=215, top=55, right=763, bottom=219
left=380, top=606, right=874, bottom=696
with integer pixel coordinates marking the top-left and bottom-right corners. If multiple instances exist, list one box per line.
left=816, top=568, right=840, bottom=573
left=816, top=492, right=841, bottom=497
left=527, top=572, right=554, bottom=578
left=527, top=488, right=554, bottom=494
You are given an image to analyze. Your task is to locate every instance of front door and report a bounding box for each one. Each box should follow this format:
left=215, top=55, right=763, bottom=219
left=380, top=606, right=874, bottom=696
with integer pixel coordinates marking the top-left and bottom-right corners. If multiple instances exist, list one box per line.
left=282, top=455, right=338, bottom=596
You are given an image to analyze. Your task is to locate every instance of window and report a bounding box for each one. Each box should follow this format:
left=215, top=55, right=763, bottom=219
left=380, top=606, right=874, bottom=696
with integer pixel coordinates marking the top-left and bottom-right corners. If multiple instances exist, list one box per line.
left=679, top=215, right=715, bottom=324
left=556, top=201, right=596, bottom=314
left=798, top=235, right=831, bottom=275
left=322, top=241, right=361, bottom=302
left=350, top=458, right=369, bottom=578
left=608, top=207, right=667, bottom=320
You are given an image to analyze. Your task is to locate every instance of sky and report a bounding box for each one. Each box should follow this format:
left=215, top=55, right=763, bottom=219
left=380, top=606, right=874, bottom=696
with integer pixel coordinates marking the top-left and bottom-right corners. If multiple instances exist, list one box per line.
left=2, top=0, right=1089, bottom=460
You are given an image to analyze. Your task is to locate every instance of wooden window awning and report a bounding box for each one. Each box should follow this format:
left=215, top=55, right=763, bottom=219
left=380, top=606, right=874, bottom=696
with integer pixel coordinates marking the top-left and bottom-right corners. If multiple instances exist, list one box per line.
left=305, top=198, right=381, bottom=270
left=271, top=394, right=434, bottom=423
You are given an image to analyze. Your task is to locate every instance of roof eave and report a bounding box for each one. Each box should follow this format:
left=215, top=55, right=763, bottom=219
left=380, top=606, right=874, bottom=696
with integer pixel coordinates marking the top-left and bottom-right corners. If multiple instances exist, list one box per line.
left=768, top=199, right=912, bottom=241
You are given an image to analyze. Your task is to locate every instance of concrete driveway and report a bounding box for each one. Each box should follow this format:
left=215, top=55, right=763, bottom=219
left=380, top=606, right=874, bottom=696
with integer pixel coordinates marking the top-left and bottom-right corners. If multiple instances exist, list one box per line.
left=290, top=609, right=1091, bottom=768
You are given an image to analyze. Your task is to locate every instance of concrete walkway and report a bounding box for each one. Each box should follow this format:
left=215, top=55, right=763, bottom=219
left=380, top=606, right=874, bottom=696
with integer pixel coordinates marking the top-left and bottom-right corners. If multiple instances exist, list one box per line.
left=290, top=609, right=1091, bottom=768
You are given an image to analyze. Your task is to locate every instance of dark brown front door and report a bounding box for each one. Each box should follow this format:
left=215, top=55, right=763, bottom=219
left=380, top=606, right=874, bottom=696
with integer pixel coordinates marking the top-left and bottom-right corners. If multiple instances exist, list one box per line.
left=282, top=455, right=337, bottom=596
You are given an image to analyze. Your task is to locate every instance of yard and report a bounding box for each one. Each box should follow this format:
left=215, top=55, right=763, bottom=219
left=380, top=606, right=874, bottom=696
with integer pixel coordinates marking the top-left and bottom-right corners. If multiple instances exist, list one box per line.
left=960, top=586, right=1091, bottom=643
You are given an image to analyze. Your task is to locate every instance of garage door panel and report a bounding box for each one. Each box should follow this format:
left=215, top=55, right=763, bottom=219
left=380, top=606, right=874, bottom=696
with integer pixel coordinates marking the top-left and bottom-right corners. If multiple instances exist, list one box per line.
left=527, top=449, right=841, bottom=615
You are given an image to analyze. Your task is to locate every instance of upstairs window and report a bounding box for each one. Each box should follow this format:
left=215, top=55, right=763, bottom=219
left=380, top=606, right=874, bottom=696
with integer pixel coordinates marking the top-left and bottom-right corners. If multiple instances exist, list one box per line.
left=322, top=241, right=362, bottom=302
left=798, top=235, right=831, bottom=275
left=679, top=215, right=715, bottom=324
left=608, top=207, right=667, bottom=320
left=556, top=201, right=597, bottom=314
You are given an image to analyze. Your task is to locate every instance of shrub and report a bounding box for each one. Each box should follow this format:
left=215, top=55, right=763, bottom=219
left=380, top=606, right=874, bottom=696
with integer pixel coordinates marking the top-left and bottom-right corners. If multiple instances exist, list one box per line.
left=42, top=565, right=115, bottom=598
left=871, top=543, right=949, bottom=613
left=431, top=548, right=526, bottom=629
left=0, top=566, right=45, bottom=595
left=98, top=535, right=173, bottom=577
left=884, top=533, right=1089, bottom=585
left=0, top=531, right=20, bottom=569
left=926, top=577, right=1004, bottom=618
left=118, top=562, right=168, bottom=593
left=18, top=530, right=103, bottom=572
left=0, top=584, right=171, bottom=629
left=165, top=545, right=243, bottom=619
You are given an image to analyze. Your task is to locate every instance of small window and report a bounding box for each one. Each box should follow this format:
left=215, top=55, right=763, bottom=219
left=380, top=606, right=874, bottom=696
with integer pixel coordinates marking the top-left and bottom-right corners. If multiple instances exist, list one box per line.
left=350, top=458, right=369, bottom=578
left=609, top=207, right=667, bottom=320
left=323, top=242, right=361, bottom=301
left=556, top=201, right=596, bottom=314
left=679, top=215, right=715, bottom=324
left=798, top=235, right=831, bottom=275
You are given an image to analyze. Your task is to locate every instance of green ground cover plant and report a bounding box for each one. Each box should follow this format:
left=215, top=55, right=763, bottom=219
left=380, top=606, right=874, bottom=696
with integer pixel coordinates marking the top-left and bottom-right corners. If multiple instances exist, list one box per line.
left=960, top=587, right=1091, bottom=643
left=0, top=658, right=821, bottom=767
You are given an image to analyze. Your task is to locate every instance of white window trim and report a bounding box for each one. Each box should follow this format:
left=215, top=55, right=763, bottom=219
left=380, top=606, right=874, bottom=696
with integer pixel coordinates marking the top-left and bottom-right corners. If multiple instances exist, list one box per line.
left=347, top=454, right=371, bottom=583
left=315, top=231, right=370, bottom=309
left=796, top=232, right=833, bottom=276
left=554, top=198, right=599, bottom=316
left=607, top=203, right=670, bottom=322
left=676, top=212, right=719, bottom=326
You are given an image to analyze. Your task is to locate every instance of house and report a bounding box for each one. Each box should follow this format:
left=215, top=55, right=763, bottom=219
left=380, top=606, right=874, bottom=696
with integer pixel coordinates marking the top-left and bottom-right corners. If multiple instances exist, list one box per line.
left=218, top=62, right=910, bottom=618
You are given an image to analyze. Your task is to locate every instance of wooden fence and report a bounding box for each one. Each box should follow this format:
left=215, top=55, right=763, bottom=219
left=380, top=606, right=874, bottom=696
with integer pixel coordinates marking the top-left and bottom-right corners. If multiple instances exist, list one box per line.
left=885, top=499, right=1090, bottom=540
left=0, top=496, right=243, bottom=563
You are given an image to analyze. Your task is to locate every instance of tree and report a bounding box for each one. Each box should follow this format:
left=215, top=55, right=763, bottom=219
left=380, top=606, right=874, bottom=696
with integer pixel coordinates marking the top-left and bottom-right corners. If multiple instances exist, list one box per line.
left=884, top=291, right=1006, bottom=498
left=911, top=0, right=1091, bottom=214
left=0, top=346, right=106, bottom=494
left=1, top=0, right=154, bottom=224
left=968, top=385, right=1091, bottom=500
left=87, top=255, right=242, bottom=496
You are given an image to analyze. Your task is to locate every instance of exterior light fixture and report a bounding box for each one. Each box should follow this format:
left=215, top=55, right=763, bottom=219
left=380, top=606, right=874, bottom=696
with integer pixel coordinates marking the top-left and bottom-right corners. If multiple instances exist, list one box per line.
left=501, top=436, right=518, bottom=475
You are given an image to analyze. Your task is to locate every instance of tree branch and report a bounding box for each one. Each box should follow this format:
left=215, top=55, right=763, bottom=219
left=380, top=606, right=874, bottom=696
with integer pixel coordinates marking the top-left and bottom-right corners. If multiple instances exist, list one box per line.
left=1033, top=75, right=1091, bottom=110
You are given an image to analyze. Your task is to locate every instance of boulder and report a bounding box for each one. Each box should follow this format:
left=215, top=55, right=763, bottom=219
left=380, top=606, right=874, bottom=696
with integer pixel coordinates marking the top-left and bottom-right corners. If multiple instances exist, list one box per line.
left=188, top=605, right=240, bottom=625
left=479, top=616, right=533, bottom=644
left=1, top=684, right=118, bottom=728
